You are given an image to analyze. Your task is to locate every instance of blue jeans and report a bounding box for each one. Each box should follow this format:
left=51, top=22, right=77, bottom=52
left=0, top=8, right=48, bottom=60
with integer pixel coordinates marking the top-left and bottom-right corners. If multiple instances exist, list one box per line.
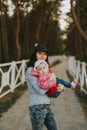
left=51, top=77, right=72, bottom=98
left=29, top=104, right=59, bottom=130
left=56, top=78, right=71, bottom=88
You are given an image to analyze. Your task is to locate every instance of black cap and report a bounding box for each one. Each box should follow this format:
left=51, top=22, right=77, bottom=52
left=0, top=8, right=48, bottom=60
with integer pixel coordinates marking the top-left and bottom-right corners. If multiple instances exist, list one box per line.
left=33, top=43, right=48, bottom=53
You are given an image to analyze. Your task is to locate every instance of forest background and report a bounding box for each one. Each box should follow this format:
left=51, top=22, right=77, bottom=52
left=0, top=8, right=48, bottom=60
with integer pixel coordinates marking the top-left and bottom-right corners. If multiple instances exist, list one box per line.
left=0, top=0, right=87, bottom=63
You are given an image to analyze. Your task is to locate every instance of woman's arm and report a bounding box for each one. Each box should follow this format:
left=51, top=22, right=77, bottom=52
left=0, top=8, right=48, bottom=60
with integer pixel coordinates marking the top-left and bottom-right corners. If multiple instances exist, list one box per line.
left=26, top=68, right=47, bottom=95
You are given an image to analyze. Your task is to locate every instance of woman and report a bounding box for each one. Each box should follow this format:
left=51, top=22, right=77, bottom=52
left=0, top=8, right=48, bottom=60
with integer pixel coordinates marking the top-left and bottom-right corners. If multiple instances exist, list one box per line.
left=26, top=43, right=65, bottom=130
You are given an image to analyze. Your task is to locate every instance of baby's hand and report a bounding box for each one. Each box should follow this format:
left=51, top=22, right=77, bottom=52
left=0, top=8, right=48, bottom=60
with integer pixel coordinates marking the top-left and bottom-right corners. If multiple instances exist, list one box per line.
left=57, top=84, right=65, bottom=92
left=50, top=73, right=56, bottom=80
left=57, top=86, right=62, bottom=92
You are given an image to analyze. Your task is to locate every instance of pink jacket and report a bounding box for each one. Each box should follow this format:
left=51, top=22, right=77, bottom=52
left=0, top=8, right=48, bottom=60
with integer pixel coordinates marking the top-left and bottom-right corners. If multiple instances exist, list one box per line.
left=32, top=68, right=57, bottom=90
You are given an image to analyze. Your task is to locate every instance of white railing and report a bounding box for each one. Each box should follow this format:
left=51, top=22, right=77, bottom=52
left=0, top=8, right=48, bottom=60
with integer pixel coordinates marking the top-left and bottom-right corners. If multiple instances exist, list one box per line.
left=0, top=59, right=29, bottom=98
left=1, top=56, right=87, bottom=98
left=68, top=56, right=87, bottom=94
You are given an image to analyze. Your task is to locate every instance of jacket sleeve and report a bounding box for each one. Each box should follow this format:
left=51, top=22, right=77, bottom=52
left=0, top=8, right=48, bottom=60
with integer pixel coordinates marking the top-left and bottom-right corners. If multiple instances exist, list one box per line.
left=26, top=68, right=47, bottom=95
left=39, top=76, right=56, bottom=90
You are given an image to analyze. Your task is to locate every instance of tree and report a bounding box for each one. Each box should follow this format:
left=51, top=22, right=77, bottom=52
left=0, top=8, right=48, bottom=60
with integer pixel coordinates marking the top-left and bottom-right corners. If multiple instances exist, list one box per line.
left=70, top=0, right=87, bottom=41
left=0, top=0, right=67, bottom=62
left=22, top=0, right=62, bottom=55
left=66, top=0, right=87, bottom=60
left=14, top=0, right=21, bottom=60
left=0, top=0, right=8, bottom=63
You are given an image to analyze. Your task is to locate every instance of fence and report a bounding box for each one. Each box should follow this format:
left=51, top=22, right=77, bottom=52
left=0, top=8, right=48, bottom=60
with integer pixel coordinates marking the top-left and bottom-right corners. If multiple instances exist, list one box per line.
left=68, top=56, right=87, bottom=94
left=0, top=56, right=87, bottom=98
left=0, top=59, right=29, bottom=98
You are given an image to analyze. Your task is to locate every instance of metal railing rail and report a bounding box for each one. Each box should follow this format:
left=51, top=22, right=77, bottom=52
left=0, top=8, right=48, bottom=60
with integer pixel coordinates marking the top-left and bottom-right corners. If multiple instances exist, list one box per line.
left=0, top=59, right=29, bottom=98
left=68, top=56, right=87, bottom=94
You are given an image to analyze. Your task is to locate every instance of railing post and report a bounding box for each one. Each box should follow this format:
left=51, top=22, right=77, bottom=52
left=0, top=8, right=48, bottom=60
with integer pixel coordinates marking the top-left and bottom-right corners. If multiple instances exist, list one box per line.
left=11, top=61, right=16, bottom=92
left=76, top=61, right=80, bottom=80
left=80, top=62, right=86, bottom=91
left=68, top=57, right=87, bottom=94
left=22, top=60, right=26, bottom=83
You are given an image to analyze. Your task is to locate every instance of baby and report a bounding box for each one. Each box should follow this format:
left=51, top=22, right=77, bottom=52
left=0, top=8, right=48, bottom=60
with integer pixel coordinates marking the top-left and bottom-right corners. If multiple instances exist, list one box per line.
left=32, top=60, right=78, bottom=98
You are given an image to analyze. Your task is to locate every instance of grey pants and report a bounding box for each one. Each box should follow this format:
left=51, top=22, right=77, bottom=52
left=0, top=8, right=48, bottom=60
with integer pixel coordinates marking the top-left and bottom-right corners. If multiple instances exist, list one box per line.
left=29, top=104, right=59, bottom=130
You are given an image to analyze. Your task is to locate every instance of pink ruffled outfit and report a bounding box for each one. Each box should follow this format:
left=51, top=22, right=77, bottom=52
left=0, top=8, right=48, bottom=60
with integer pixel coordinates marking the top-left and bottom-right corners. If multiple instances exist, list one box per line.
left=32, top=68, right=57, bottom=90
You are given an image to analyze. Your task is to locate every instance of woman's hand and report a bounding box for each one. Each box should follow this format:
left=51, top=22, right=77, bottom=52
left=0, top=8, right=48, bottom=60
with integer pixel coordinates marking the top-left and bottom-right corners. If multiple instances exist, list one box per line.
left=50, top=73, right=56, bottom=80
left=50, top=67, right=54, bottom=72
left=57, top=84, right=65, bottom=92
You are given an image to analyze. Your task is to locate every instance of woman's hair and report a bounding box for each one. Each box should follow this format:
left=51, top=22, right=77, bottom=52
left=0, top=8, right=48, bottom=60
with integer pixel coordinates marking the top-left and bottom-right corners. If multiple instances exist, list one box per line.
left=28, top=44, right=49, bottom=67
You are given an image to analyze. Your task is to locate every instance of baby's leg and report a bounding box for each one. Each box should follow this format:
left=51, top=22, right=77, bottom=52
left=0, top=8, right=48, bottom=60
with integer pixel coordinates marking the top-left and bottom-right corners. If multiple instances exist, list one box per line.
left=56, top=78, right=72, bottom=88
left=56, top=78, right=78, bottom=90
left=51, top=92, right=62, bottom=98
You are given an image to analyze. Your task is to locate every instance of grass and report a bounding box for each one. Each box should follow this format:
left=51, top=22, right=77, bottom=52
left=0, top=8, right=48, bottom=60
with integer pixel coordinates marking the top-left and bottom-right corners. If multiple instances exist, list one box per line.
left=0, top=83, right=27, bottom=117
left=50, top=59, right=61, bottom=67
left=67, top=71, right=87, bottom=119
left=75, top=87, right=87, bottom=118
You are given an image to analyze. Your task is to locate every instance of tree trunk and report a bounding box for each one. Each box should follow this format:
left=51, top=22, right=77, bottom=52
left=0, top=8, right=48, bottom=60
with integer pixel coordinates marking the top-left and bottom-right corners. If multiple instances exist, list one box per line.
left=35, top=0, right=44, bottom=42
left=70, top=0, right=87, bottom=41
left=0, top=0, right=8, bottom=63
left=14, top=0, right=21, bottom=60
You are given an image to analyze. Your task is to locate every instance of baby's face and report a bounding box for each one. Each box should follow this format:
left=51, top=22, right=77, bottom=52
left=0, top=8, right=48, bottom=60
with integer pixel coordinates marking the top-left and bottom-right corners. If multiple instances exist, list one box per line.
left=36, top=63, right=48, bottom=74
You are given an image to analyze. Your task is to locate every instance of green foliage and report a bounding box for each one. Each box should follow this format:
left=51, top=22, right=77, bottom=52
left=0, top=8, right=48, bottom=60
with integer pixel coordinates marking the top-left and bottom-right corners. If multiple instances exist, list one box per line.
left=50, top=59, right=61, bottom=67
left=75, top=87, right=87, bottom=116
left=76, top=54, right=87, bottom=63
left=21, top=50, right=32, bottom=59
left=75, top=87, right=87, bottom=101
left=0, top=84, right=27, bottom=117
left=67, top=70, right=87, bottom=117
left=0, top=93, right=19, bottom=114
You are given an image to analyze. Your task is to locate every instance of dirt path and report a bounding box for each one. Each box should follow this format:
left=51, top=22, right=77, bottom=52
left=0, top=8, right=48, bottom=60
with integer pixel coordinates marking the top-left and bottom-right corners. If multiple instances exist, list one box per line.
left=0, top=56, right=87, bottom=130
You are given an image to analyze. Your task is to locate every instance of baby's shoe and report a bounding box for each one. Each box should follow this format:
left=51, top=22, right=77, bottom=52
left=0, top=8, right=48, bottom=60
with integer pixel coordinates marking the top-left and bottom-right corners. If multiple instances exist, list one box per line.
left=71, top=79, right=78, bottom=90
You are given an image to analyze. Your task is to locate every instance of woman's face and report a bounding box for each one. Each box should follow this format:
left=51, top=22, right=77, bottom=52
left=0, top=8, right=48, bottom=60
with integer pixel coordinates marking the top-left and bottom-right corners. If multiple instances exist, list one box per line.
left=36, top=52, right=47, bottom=61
